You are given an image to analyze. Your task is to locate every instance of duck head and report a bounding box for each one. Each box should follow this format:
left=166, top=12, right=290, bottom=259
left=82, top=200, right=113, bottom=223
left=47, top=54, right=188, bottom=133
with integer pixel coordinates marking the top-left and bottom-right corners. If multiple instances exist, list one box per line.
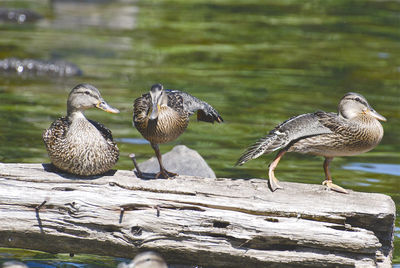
left=338, top=92, right=386, bottom=122
left=149, top=83, right=167, bottom=120
left=121, top=251, right=167, bottom=268
left=67, top=83, right=119, bottom=115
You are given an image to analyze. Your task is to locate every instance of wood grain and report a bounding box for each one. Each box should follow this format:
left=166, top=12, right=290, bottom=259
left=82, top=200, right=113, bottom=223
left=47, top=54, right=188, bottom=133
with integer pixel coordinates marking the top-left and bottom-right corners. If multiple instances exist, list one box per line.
left=0, top=163, right=395, bottom=267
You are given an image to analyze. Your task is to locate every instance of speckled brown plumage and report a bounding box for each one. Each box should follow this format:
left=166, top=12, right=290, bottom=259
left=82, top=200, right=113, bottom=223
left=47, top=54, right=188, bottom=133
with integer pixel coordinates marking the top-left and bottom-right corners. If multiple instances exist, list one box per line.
left=134, top=92, right=189, bottom=144
left=237, top=92, right=386, bottom=194
left=289, top=111, right=384, bottom=156
left=43, top=83, right=119, bottom=176
left=133, top=83, right=223, bottom=179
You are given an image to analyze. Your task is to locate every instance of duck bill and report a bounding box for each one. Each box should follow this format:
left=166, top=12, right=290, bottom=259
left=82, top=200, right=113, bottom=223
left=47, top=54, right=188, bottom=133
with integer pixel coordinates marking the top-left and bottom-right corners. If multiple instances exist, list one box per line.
left=96, top=100, right=120, bottom=114
left=367, top=109, right=386, bottom=122
left=149, top=102, right=159, bottom=120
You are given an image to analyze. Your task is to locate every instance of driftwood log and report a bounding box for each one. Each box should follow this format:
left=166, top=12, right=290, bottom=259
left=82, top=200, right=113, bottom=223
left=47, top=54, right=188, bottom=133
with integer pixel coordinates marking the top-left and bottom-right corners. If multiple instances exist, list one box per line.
left=0, top=163, right=395, bottom=267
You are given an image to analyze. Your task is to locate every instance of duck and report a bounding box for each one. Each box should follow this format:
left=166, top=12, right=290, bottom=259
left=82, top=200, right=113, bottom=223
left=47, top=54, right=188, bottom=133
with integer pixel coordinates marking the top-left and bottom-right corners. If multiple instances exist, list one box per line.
left=118, top=251, right=168, bottom=268
left=236, top=92, right=386, bottom=194
left=133, top=83, right=223, bottom=179
left=43, top=83, right=120, bottom=176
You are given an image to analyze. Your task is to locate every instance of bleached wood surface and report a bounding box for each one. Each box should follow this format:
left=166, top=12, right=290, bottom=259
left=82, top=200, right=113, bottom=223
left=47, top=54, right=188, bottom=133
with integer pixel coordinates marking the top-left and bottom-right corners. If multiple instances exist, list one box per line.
left=0, top=163, right=395, bottom=267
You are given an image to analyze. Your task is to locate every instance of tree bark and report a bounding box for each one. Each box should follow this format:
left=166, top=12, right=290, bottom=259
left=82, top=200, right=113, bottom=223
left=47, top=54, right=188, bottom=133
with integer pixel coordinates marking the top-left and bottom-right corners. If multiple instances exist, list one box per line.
left=0, top=163, right=395, bottom=267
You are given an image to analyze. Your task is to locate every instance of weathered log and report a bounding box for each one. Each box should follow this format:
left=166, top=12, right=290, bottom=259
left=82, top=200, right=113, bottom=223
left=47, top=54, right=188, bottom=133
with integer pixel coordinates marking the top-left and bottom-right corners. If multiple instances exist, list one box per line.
left=0, top=163, right=395, bottom=267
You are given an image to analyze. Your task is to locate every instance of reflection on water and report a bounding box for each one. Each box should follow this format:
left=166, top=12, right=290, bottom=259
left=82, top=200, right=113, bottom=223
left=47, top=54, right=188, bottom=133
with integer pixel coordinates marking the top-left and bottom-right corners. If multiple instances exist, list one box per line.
left=343, top=163, right=400, bottom=177
left=44, top=0, right=138, bottom=30
left=0, top=0, right=400, bottom=265
left=115, top=137, right=149, bottom=144
left=343, top=163, right=400, bottom=176
left=0, top=248, right=125, bottom=268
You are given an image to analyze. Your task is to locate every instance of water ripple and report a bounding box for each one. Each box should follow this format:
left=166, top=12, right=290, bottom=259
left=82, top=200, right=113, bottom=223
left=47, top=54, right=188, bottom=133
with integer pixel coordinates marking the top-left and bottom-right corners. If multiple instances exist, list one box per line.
left=342, top=163, right=400, bottom=176
left=115, top=138, right=149, bottom=145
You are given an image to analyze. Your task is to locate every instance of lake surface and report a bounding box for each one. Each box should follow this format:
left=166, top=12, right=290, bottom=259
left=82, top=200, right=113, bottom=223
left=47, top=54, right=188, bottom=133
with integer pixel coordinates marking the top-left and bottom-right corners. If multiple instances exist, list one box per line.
left=0, top=0, right=399, bottom=266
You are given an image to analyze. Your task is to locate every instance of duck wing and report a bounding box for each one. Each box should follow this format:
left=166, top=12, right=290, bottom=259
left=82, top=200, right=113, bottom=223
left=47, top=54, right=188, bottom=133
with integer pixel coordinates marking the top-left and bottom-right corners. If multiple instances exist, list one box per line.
left=43, top=117, right=70, bottom=146
left=315, top=111, right=349, bottom=133
left=88, top=119, right=115, bottom=144
left=167, top=89, right=223, bottom=123
left=236, top=112, right=334, bottom=165
left=132, top=93, right=151, bottom=128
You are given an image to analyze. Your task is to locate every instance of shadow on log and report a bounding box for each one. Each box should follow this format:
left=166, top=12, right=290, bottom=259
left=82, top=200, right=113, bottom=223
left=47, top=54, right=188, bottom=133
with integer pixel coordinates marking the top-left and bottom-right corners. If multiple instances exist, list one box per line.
left=0, top=163, right=395, bottom=267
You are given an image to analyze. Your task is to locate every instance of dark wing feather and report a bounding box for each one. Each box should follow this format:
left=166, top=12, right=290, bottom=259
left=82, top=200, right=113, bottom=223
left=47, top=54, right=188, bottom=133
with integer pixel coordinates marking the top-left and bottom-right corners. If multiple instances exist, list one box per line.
left=43, top=117, right=70, bottom=146
left=236, top=112, right=333, bottom=165
left=88, top=119, right=115, bottom=142
left=166, top=90, right=185, bottom=114
left=133, top=93, right=151, bottom=128
left=315, top=111, right=348, bottom=133
left=167, top=89, right=223, bottom=123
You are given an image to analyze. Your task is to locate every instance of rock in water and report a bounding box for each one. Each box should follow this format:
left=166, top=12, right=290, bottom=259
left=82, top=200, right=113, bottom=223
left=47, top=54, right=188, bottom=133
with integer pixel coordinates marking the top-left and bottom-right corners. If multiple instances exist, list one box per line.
left=138, top=145, right=216, bottom=178
left=0, top=58, right=82, bottom=77
left=0, top=8, right=42, bottom=24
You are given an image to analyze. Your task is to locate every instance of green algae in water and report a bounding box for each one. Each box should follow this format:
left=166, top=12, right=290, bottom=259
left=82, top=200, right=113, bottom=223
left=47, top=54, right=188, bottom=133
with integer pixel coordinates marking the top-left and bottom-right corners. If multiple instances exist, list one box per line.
left=0, top=248, right=124, bottom=267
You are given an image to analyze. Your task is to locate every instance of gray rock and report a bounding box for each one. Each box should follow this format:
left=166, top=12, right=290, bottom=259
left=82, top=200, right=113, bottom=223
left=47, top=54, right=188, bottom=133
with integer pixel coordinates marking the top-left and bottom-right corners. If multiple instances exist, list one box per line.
left=138, top=145, right=216, bottom=178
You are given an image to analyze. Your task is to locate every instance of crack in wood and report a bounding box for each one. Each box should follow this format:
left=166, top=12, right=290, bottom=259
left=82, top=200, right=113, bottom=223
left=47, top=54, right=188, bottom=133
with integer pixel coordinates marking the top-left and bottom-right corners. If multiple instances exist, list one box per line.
left=157, top=199, right=346, bottom=225
left=109, top=181, right=197, bottom=196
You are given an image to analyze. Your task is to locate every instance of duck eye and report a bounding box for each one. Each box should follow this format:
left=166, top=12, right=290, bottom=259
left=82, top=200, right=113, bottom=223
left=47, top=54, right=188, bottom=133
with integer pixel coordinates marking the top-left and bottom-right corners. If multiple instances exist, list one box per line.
left=84, top=91, right=90, bottom=95
left=355, top=97, right=361, bottom=102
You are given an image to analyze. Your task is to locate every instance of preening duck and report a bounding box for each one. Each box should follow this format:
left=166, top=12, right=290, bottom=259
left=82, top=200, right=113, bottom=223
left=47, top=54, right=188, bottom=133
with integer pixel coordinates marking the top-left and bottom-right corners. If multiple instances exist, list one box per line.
left=133, top=83, right=223, bottom=179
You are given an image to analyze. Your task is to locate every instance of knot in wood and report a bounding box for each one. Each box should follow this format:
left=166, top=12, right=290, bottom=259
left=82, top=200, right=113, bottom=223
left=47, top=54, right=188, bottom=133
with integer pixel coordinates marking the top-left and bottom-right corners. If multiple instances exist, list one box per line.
left=65, top=201, right=80, bottom=215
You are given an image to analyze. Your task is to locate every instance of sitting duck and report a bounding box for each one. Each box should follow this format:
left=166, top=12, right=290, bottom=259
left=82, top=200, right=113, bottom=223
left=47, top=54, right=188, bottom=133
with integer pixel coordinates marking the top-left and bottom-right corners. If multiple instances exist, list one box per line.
left=43, top=83, right=119, bottom=176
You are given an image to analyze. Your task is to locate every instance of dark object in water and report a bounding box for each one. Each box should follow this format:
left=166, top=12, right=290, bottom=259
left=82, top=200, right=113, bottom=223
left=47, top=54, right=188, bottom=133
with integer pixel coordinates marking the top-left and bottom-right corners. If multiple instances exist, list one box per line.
left=0, top=58, right=83, bottom=77
left=0, top=8, right=42, bottom=24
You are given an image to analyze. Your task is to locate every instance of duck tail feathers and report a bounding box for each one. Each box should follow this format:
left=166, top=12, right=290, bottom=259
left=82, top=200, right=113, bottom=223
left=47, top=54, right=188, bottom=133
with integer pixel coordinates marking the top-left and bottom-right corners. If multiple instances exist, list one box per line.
left=236, top=133, right=282, bottom=166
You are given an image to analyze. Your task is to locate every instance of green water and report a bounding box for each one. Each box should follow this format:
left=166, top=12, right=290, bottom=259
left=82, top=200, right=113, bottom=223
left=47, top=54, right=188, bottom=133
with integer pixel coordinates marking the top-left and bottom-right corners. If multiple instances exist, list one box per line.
left=1, top=0, right=399, bottom=266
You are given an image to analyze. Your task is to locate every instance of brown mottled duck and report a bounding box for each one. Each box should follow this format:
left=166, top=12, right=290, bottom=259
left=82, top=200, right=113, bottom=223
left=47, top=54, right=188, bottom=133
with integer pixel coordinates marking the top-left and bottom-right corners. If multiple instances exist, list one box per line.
left=43, top=83, right=120, bottom=176
left=236, top=92, right=386, bottom=194
left=133, top=83, right=223, bottom=179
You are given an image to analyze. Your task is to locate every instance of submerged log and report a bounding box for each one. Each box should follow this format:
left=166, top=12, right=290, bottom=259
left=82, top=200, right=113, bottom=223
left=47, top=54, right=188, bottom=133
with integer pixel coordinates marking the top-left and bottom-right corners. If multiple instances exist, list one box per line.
left=0, top=8, right=42, bottom=24
left=0, top=58, right=82, bottom=77
left=0, top=163, right=395, bottom=267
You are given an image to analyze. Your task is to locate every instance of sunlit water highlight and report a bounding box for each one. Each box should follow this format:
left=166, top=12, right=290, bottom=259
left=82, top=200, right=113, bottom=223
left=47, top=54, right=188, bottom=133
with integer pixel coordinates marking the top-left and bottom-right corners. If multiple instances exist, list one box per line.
left=343, top=163, right=400, bottom=176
